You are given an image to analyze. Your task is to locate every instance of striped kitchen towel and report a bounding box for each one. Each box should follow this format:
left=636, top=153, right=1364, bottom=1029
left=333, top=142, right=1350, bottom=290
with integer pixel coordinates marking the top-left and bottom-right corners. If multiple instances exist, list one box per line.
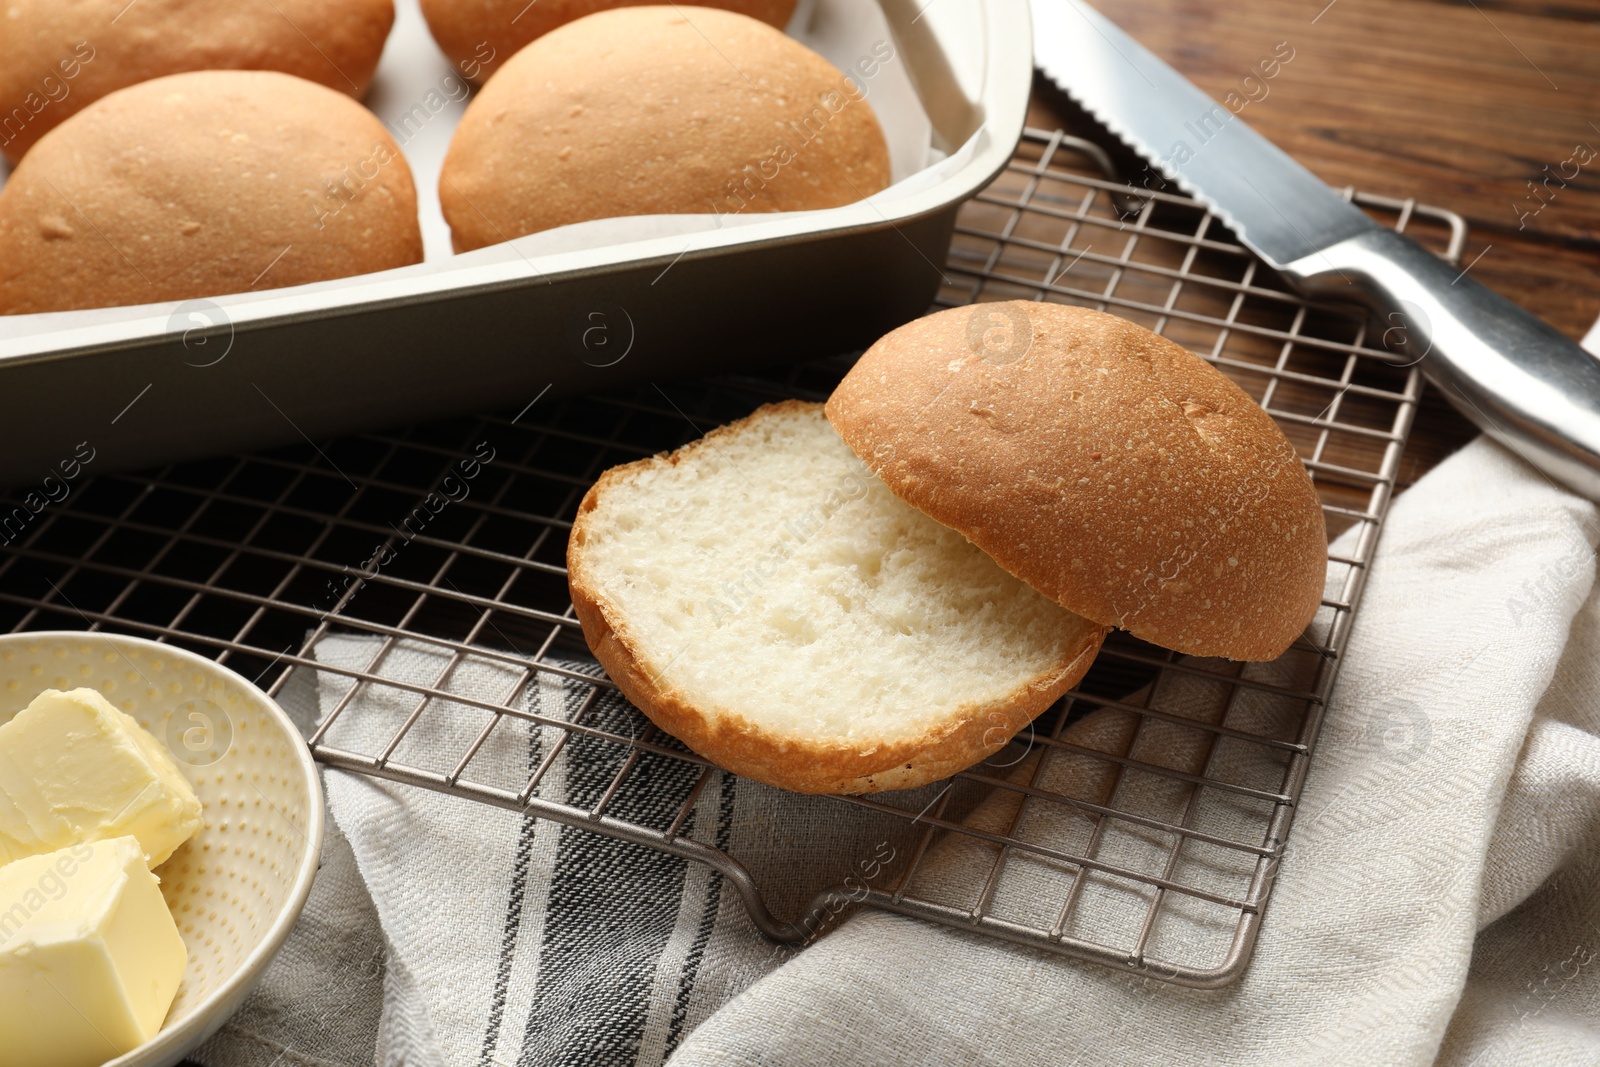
left=194, top=633, right=937, bottom=1067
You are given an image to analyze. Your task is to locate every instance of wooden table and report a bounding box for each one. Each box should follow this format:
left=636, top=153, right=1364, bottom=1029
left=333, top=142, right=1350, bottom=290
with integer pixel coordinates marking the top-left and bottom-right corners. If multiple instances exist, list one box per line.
left=1028, top=0, right=1600, bottom=488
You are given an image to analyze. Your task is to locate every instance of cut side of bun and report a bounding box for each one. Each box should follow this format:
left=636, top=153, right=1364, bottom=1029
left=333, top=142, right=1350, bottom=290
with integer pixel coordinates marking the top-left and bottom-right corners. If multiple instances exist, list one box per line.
left=825, top=301, right=1328, bottom=661
left=567, top=401, right=1106, bottom=794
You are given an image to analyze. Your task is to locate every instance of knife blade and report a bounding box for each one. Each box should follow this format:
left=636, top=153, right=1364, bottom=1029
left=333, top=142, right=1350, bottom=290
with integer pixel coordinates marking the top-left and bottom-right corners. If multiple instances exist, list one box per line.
left=1031, top=0, right=1600, bottom=501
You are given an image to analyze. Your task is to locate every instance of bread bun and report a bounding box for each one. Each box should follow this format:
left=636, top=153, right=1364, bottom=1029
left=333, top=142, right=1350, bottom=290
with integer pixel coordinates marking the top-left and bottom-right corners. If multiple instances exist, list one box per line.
left=420, top=0, right=796, bottom=85
left=439, top=6, right=890, bottom=252
left=0, top=71, right=423, bottom=315
left=567, top=401, right=1106, bottom=795
left=825, top=302, right=1327, bottom=661
left=0, top=0, right=394, bottom=164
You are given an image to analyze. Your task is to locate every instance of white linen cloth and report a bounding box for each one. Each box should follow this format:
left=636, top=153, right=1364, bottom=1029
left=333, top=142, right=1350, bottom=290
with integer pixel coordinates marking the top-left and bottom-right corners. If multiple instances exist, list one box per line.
left=195, top=640, right=949, bottom=1067
left=195, top=432, right=1600, bottom=1067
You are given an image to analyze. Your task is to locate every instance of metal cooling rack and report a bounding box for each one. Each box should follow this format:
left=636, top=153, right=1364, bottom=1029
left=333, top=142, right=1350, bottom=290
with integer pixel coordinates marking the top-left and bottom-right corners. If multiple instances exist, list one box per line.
left=0, top=127, right=1465, bottom=987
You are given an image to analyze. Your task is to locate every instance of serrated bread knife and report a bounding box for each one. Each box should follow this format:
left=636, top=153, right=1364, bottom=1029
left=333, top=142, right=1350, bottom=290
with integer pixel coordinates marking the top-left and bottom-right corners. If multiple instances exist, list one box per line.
left=1031, top=0, right=1600, bottom=500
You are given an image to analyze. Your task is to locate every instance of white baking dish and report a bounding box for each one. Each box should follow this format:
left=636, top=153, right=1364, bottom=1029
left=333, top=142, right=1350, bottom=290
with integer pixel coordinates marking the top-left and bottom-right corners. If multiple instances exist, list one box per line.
left=0, top=0, right=1031, bottom=485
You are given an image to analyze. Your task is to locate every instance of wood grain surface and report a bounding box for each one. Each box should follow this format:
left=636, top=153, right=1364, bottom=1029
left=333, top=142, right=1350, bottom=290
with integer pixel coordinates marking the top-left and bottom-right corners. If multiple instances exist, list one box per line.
left=1029, top=0, right=1600, bottom=485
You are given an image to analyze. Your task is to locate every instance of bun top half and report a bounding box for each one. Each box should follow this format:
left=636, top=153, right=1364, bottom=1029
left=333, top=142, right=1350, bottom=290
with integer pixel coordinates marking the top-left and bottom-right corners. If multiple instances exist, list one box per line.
left=825, top=301, right=1327, bottom=661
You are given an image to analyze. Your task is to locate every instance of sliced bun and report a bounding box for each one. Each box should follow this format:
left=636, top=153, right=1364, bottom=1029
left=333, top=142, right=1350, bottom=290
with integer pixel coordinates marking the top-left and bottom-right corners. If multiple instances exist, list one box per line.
left=0, top=71, right=423, bottom=315
left=825, top=302, right=1327, bottom=661
left=567, top=401, right=1106, bottom=794
left=440, top=6, right=891, bottom=252
left=0, top=0, right=394, bottom=164
left=420, top=0, right=797, bottom=85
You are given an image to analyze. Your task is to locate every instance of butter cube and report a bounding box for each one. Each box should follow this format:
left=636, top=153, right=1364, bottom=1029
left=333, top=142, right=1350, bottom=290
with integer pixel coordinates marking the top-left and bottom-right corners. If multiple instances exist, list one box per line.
left=0, top=836, right=188, bottom=1067
left=0, top=688, right=203, bottom=869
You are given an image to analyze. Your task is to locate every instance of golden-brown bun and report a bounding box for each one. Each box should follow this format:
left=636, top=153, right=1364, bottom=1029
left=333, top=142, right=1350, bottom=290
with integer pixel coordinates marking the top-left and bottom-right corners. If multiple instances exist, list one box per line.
left=0, top=0, right=394, bottom=164
left=825, top=302, right=1328, bottom=661
left=439, top=6, right=890, bottom=252
left=0, top=71, right=423, bottom=315
left=420, top=0, right=796, bottom=85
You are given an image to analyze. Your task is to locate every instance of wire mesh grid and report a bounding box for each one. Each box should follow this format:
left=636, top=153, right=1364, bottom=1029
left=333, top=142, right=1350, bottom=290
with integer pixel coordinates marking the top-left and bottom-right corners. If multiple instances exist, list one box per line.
left=0, top=127, right=1465, bottom=987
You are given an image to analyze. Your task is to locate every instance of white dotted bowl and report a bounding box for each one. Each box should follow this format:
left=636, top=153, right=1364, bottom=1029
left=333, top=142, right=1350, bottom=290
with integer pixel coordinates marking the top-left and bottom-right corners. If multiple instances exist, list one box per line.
left=0, top=631, right=324, bottom=1067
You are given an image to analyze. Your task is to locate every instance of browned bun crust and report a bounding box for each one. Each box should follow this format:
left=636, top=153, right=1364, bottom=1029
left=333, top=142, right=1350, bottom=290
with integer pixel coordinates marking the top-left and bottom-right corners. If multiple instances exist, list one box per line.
left=439, top=6, right=890, bottom=252
left=0, top=0, right=394, bottom=164
left=0, top=71, right=423, bottom=315
left=824, top=302, right=1327, bottom=661
left=566, top=401, right=1107, bottom=795
left=420, top=0, right=797, bottom=85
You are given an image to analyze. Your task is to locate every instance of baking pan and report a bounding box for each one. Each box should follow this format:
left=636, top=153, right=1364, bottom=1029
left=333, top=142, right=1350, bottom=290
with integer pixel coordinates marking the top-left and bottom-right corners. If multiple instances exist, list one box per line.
left=0, top=0, right=1031, bottom=488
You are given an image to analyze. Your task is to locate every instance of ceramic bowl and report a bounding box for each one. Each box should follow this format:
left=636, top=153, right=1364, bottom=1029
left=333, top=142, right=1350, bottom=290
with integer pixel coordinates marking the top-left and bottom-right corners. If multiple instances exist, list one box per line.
left=0, top=631, right=324, bottom=1067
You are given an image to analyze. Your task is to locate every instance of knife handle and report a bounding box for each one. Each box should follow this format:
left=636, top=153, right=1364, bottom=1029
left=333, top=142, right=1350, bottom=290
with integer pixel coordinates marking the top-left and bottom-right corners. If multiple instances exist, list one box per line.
left=1284, top=228, right=1600, bottom=501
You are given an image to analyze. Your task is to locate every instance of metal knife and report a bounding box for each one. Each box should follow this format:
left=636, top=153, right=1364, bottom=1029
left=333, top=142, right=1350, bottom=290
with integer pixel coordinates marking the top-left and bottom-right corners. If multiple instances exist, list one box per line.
left=1031, top=0, right=1600, bottom=500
